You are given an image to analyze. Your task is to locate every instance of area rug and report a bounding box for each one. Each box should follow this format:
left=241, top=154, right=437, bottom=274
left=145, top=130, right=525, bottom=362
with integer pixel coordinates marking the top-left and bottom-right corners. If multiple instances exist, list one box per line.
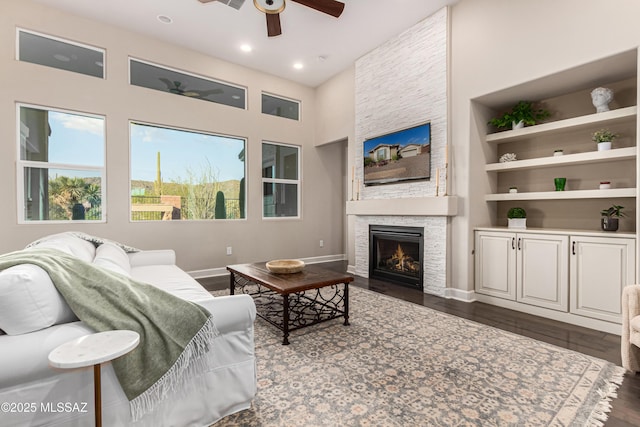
left=211, top=286, right=624, bottom=426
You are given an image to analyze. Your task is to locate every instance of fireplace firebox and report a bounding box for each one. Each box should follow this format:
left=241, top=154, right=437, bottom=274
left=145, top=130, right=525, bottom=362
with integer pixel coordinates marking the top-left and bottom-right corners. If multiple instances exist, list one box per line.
left=369, top=225, right=424, bottom=290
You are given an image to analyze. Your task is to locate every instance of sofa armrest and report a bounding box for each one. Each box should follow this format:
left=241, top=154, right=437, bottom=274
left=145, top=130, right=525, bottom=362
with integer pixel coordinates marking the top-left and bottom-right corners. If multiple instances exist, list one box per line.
left=196, top=294, right=256, bottom=335
left=621, top=284, right=640, bottom=372
left=128, top=250, right=176, bottom=267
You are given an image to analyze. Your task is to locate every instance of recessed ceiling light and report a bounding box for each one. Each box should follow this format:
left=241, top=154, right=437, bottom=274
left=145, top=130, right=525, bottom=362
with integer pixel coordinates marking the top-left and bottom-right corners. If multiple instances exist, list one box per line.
left=95, top=61, right=104, bottom=67
left=53, top=54, right=70, bottom=62
left=157, top=15, right=173, bottom=24
left=293, top=62, right=304, bottom=70
left=232, top=95, right=241, bottom=100
left=240, top=44, right=252, bottom=53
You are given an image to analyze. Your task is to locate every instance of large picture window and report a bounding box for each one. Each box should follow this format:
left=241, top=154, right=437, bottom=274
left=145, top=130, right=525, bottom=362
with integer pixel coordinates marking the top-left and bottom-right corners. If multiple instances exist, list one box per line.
left=262, top=142, right=300, bottom=218
left=17, top=105, right=105, bottom=222
left=130, top=123, right=246, bottom=221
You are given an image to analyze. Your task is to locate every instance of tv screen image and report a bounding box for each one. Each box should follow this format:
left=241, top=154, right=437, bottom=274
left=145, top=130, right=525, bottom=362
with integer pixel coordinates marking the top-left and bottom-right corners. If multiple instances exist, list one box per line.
left=363, top=122, right=431, bottom=186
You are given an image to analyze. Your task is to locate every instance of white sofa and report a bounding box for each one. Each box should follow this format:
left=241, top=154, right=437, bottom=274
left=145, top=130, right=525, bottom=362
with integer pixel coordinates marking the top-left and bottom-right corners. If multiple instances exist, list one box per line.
left=0, top=232, right=256, bottom=426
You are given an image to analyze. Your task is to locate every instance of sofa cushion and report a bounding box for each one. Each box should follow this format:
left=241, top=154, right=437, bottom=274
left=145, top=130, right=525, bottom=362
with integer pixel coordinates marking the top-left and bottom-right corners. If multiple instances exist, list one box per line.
left=93, top=242, right=131, bottom=276
left=0, top=264, right=77, bottom=335
left=130, top=265, right=213, bottom=302
left=27, top=233, right=96, bottom=263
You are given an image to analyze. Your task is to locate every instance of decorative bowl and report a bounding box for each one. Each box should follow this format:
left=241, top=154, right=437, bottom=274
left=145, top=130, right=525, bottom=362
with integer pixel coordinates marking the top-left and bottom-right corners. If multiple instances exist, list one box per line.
left=266, top=259, right=305, bottom=274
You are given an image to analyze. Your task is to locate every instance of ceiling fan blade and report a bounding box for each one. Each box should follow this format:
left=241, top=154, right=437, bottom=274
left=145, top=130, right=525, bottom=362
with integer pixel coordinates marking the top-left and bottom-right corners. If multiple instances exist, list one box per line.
left=291, top=0, right=344, bottom=18
left=266, top=13, right=282, bottom=37
left=198, top=0, right=216, bottom=3
left=159, top=78, right=175, bottom=90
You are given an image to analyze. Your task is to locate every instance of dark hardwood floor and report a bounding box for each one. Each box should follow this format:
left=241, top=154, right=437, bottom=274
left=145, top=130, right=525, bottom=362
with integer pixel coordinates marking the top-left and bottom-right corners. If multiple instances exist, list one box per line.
left=198, top=261, right=640, bottom=426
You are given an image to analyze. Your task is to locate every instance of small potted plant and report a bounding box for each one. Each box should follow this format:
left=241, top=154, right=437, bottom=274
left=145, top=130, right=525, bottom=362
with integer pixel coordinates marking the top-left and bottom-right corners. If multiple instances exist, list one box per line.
left=592, top=129, right=618, bottom=151
left=507, top=207, right=527, bottom=229
left=488, top=101, right=550, bottom=131
left=601, top=204, right=625, bottom=231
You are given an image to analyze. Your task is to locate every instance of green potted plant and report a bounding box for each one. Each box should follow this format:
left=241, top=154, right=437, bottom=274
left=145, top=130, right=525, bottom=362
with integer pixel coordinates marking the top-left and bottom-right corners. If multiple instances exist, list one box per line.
left=592, top=129, right=619, bottom=151
left=601, top=204, right=625, bottom=231
left=488, top=101, right=550, bottom=130
left=507, top=207, right=527, bottom=229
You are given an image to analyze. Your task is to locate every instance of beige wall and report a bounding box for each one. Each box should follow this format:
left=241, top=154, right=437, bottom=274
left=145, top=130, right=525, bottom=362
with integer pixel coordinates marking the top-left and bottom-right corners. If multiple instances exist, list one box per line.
left=0, top=0, right=345, bottom=272
left=449, top=0, right=640, bottom=292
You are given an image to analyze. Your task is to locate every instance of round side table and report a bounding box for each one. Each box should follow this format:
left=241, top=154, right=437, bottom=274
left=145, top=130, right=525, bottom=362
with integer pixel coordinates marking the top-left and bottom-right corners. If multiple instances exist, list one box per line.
left=48, top=330, right=140, bottom=427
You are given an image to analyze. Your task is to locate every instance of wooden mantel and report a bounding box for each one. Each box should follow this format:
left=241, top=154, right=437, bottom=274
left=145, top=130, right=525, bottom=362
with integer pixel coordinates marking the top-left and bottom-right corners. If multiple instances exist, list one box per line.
left=346, top=196, right=458, bottom=217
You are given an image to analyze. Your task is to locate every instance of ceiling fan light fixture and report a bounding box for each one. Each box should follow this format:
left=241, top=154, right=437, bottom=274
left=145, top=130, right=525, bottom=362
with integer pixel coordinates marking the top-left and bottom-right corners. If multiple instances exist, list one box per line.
left=254, top=0, right=285, bottom=14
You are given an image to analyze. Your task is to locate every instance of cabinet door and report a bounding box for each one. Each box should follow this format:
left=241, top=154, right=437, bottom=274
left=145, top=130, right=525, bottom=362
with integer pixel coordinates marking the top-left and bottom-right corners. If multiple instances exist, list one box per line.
left=570, top=236, right=636, bottom=323
left=516, top=233, right=569, bottom=312
left=475, top=231, right=516, bottom=300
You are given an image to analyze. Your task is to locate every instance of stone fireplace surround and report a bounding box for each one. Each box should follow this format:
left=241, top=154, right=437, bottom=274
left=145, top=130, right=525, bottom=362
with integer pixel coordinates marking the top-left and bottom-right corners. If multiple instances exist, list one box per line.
left=347, top=196, right=457, bottom=297
left=354, top=215, right=448, bottom=297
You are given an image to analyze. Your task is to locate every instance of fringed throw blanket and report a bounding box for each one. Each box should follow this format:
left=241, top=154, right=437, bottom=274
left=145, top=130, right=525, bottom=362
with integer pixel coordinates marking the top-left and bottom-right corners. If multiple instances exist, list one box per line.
left=0, top=248, right=218, bottom=421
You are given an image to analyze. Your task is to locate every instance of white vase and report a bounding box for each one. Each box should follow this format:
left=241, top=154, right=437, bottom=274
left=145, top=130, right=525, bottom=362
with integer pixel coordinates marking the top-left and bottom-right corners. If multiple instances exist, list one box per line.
left=508, top=218, right=527, bottom=229
left=597, top=141, right=612, bottom=151
left=512, top=120, right=524, bottom=130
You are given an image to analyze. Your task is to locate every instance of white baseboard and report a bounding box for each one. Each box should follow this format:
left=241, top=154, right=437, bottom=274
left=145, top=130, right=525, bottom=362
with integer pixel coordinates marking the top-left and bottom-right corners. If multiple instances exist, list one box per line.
left=474, top=293, right=622, bottom=335
left=347, top=264, right=356, bottom=275
left=188, top=254, right=346, bottom=279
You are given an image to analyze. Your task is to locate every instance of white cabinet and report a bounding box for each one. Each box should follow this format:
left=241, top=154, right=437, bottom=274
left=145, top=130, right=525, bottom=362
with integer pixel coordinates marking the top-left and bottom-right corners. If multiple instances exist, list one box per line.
left=475, top=231, right=568, bottom=311
left=475, top=229, right=636, bottom=326
left=517, top=234, right=569, bottom=311
left=475, top=231, right=517, bottom=300
left=570, top=236, right=636, bottom=323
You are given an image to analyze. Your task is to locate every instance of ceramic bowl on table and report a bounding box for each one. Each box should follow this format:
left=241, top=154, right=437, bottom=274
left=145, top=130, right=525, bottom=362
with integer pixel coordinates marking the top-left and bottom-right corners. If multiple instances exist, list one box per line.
left=266, top=259, right=305, bottom=274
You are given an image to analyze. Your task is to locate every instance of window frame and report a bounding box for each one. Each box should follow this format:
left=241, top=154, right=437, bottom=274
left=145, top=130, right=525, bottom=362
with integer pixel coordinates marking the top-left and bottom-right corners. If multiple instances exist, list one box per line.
left=128, top=120, right=248, bottom=222
left=16, top=103, right=107, bottom=224
left=16, top=28, right=106, bottom=79
left=261, top=92, right=301, bottom=121
left=261, top=141, right=301, bottom=220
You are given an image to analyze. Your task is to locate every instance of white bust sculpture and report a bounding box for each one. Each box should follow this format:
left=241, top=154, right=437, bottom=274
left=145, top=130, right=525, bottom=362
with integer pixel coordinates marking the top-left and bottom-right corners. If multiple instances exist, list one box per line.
left=591, top=87, right=613, bottom=113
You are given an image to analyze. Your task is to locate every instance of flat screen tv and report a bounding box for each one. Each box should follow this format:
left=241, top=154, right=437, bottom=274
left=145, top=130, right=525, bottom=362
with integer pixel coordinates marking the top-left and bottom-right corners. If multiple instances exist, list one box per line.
left=363, top=121, right=431, bottom=186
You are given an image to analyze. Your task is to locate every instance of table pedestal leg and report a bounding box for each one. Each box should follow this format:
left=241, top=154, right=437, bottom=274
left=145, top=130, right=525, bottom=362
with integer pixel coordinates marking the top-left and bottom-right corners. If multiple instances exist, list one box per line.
left=94, top=364, right=102, bottom=427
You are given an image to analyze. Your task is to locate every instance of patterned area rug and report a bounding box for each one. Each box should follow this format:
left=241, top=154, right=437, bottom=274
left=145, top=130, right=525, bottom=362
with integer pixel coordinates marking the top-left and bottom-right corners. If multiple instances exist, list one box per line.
left=212, top=286, right=624, bottom=426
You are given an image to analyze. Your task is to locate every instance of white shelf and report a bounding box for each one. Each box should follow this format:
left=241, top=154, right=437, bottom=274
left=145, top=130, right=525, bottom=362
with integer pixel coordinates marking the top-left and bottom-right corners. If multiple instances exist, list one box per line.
left=486, top=147, right=637, bottom=172
left=485, top=188, right=637, bottom=201
left=486, top=106, right=637, bottom=144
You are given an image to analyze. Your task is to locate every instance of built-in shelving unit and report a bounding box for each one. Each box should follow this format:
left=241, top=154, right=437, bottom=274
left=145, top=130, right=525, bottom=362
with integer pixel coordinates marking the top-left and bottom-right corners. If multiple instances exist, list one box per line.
left=471, top=49, right=639, bottom=333
left=473, top=48, right=638, bottom=233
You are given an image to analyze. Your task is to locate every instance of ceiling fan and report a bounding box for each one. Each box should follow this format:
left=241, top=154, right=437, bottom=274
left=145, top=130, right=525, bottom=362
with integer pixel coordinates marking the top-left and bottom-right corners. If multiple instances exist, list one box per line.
left=198, top=0, right=345, bottom=37
left=159, top=78, right=223, bottom=97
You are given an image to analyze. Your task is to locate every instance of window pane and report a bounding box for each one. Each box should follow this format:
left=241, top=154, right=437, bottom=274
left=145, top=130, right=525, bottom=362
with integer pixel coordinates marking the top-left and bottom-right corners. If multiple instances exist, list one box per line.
left=262, top=143, right=298, bottom=180
left=20, top=107, right=105, bottom=167
left=23, top=167, right=102, bottom=221
left=262, top=93, right=300, bottom=120
left=130, top=60, right=246, bottom=109
left=130, top=123, right=246, bottom=221
left=263, top=183, right=298, bottom=217
left=18, top=30, right=104, bottom=78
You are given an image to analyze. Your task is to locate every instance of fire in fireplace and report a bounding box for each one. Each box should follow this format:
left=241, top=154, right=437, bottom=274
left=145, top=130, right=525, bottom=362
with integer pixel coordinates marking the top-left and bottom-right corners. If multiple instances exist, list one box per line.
left=369, top=225, right=424, bottom=290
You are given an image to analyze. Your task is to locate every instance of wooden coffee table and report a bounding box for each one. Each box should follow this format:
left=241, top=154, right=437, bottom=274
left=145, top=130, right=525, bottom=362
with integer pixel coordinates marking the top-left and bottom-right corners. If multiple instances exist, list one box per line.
left=227, top=262, right=353, bottom=345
